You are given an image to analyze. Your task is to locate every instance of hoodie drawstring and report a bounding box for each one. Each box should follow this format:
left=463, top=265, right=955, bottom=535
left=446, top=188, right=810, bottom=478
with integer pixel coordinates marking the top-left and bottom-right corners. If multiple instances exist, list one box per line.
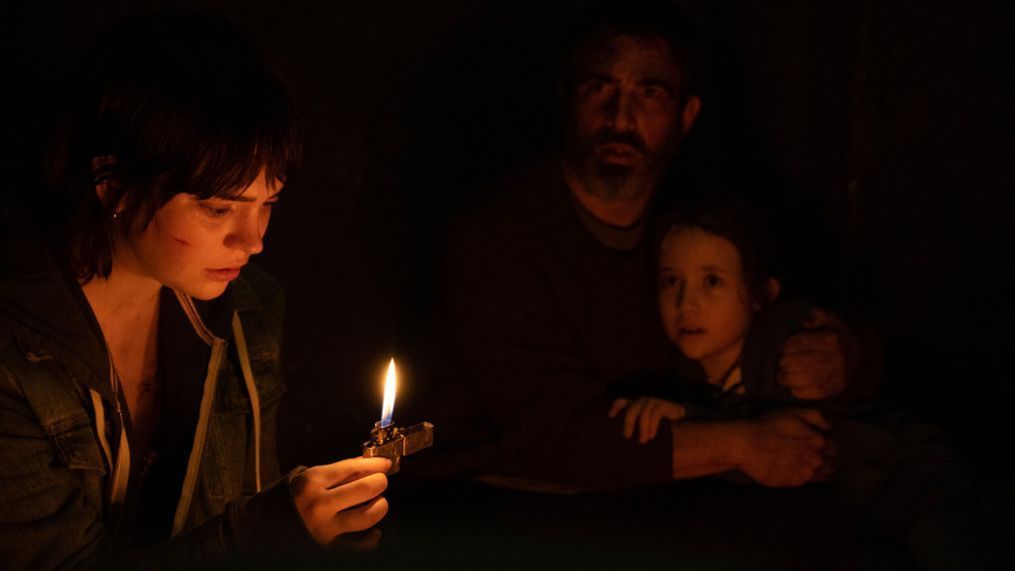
left=168, top=291, right=262, bottom=537
left=231, top=311, right=262, bottom=492
left=89, top=389, right=130, bottom=525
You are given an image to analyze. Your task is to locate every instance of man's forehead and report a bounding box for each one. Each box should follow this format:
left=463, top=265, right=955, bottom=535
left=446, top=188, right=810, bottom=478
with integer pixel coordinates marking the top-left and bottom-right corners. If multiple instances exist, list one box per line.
left=576, top=34, right=682, bottom=81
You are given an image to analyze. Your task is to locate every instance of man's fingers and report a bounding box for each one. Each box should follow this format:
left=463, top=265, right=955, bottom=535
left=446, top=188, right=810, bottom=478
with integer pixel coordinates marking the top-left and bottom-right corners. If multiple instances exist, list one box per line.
left=327, top=472, right=389, bottom=513
left=608, top=398, right=629, bottom=418
left=791, top=386, right=837, bottom=400
left=623, top=399, right=646, bottom=439
left=309, top=457, right=393, bottom=487
left=801, top=307, right=833, bottom=329
left=793, top=408, right=832, bottom=431
left=781, top=329, right=841, bottom=355
left=779, top=348, right=841, bottom=375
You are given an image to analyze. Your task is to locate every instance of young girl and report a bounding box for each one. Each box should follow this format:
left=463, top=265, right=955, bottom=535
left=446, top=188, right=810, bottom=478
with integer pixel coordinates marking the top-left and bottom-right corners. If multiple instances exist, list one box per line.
left=0, top=13, right=388, bottom=567
left=610, top=199, right=995, bottom=568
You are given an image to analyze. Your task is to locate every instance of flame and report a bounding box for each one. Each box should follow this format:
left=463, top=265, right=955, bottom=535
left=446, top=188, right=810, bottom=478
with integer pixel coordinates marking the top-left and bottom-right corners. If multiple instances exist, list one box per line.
left=380, top=358, right=397, bottom=427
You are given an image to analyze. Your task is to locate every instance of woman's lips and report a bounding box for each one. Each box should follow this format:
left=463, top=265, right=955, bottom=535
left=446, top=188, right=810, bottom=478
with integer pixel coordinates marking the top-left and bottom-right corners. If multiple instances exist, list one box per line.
left=206, top=267, right=242, bottom=281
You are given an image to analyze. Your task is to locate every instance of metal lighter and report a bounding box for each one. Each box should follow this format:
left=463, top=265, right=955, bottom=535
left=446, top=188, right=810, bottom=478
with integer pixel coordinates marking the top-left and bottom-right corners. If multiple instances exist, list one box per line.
left=362, top=421, right=434, bottom=474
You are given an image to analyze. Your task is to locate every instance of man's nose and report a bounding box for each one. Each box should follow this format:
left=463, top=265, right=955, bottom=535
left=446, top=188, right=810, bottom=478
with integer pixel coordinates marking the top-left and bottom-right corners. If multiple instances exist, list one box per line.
left=606, top=89, right=636, bottom=132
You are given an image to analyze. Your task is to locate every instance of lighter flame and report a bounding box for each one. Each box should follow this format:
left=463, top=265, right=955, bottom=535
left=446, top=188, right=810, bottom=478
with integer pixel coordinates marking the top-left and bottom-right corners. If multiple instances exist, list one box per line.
left=380, top=358, right=397, bottom=427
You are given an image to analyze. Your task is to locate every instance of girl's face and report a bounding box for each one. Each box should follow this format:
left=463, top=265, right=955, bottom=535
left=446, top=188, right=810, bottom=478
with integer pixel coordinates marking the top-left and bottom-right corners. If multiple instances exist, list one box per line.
left=657, top=226, right=754, bottom=379
left=116, top=169, right=281, bottom=300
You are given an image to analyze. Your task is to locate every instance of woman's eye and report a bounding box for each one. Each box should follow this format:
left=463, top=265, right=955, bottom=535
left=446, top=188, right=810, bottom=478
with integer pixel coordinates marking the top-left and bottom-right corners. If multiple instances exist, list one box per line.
left=200, top=203, right=233, bottom=217
left=704, top=274, right=723, bottom=288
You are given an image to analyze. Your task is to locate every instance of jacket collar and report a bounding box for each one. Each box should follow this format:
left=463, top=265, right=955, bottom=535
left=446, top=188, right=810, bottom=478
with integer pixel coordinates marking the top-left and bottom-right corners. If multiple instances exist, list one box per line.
left=0, top=239, right=263, bottom=402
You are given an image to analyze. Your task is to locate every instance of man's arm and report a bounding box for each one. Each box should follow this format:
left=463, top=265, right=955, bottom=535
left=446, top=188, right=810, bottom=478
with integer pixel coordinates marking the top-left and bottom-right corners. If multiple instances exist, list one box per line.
left=671, top=409, right=833, bottom=487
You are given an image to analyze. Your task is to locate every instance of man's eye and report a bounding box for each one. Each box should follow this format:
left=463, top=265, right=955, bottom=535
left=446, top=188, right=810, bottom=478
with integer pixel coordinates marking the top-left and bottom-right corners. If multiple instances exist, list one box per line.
left=704, top=274, right=723, bottom=288
left=637, top=84, right=673, bottom=103
left=581, top=80, right=614, bottom=98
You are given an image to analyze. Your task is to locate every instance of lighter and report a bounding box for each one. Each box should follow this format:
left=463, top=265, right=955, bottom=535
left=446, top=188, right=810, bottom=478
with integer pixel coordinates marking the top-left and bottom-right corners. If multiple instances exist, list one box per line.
left=362, top=358, right=434, bottom=474
left=362, top=420, right=434, bottom=474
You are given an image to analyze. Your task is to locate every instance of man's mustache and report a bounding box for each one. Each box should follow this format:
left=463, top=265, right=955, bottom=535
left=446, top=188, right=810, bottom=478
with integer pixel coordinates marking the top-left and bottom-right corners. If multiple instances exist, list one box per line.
left=589, top=130, right=647, bottom=154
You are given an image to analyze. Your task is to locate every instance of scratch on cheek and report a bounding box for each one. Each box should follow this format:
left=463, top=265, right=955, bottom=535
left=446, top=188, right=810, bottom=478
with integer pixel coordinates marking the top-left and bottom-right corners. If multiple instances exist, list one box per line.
left=172, top=236, right=193, bottom=247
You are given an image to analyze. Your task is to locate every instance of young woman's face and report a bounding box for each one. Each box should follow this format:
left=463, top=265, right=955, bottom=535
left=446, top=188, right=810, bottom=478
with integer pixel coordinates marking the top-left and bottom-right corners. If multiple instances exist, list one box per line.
left=118, top=169, right=281, bottom=300
left=657, top=226, right=754, bottom=376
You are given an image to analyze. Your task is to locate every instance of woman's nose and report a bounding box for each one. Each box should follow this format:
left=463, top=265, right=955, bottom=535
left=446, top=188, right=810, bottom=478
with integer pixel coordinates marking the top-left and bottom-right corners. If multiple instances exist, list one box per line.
left=227, top=213, right=264, bottom=255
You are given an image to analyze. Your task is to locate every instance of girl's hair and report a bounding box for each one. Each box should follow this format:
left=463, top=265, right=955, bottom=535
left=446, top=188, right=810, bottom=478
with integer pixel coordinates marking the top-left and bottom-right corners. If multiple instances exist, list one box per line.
left=656, top=198, right=783, bottom=308
left=47, top=11, right=302, bottom=281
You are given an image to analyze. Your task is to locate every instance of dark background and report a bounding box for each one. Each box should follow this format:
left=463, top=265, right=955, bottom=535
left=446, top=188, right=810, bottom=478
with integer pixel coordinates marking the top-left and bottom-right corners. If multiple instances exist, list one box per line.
left=4, top=0, right=1013, bottom=504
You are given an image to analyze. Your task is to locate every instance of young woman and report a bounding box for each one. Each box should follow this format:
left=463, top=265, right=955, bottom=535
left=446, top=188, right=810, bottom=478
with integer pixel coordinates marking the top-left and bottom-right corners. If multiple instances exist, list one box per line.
left=0, top=12, right=388, bottom=567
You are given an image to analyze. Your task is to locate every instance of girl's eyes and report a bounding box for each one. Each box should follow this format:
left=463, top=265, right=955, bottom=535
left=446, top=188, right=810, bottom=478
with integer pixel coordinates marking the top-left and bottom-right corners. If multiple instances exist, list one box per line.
left=704, top=274, right=724, bottom=288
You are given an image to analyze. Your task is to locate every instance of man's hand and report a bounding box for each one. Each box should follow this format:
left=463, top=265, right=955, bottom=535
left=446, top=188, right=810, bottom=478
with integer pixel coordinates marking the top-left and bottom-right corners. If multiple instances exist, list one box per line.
left=610, top=397, right=687, bottom=444
left=291, top=457, right=391, bottom=546
left=778, top=308, right=849, bottom=400
left=735, top=408, right=834, bottom=487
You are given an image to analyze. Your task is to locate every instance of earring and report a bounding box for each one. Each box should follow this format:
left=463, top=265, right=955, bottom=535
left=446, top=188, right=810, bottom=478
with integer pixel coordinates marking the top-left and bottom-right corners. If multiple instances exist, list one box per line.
left=112, top=211, right=121, bottom=222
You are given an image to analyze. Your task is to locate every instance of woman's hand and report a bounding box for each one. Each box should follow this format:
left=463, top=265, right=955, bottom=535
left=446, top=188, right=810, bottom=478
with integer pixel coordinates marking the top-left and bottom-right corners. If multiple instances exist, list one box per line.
left=610, top=397, right=687, bottom=443
left=735, top=408, right=834, bottom=487
left=290, top=457, right=391, bottom=546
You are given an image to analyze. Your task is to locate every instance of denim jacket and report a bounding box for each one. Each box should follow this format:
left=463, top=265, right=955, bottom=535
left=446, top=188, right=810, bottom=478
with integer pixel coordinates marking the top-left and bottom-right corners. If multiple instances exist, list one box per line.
left=0, top=240, right=313, bottom=569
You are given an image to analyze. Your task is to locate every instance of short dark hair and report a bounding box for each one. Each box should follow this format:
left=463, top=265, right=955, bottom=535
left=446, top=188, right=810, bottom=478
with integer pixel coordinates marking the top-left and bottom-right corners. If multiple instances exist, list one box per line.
left=657, top=198, right=783, bottom=308
left=562, top=0, right=700, bottom=99
left=48, top=11, right=301, bottom=281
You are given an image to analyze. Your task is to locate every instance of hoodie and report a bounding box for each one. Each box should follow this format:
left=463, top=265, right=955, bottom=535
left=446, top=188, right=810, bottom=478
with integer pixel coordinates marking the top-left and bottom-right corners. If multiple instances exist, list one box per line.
left=0, top=239, right=314, bottom=569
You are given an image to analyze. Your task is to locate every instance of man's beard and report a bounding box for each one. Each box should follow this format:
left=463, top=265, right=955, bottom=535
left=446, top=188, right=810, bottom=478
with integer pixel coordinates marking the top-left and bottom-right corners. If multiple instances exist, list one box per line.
left=570, top=129, right=675, bottom=201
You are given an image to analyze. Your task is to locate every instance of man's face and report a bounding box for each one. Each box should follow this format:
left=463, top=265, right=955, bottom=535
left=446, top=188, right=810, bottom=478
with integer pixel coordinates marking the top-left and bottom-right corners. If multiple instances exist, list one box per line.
left=566, top=34, right=698, bottom=200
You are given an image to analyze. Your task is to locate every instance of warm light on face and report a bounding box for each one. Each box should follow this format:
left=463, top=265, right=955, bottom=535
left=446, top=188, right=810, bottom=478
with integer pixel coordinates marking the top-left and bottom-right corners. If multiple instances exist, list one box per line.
left=380, top=358, right=397, bottom=427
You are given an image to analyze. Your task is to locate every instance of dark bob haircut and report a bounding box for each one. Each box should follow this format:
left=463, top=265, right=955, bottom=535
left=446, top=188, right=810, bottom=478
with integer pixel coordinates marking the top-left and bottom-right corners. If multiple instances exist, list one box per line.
left=562, top=0, right=701, bottom=99
left=47, top=11, right=301, bottom=281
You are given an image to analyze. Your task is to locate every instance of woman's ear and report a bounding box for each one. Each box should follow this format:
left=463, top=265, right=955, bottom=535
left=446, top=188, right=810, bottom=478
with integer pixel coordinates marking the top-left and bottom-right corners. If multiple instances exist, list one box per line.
left=90, top=155, right=118, bottom=206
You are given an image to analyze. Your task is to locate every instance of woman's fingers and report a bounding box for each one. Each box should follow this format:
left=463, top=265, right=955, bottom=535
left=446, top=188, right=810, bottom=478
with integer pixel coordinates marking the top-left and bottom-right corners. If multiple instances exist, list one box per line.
left=326, top=472, right=389, bottom=513
left=334, top=496, right=390, bottom=535
left=294, top=459, right=391, bottom=545
left=307, top=457, right=392, bottom=488
left=317, top=497, right=390, bottom=545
